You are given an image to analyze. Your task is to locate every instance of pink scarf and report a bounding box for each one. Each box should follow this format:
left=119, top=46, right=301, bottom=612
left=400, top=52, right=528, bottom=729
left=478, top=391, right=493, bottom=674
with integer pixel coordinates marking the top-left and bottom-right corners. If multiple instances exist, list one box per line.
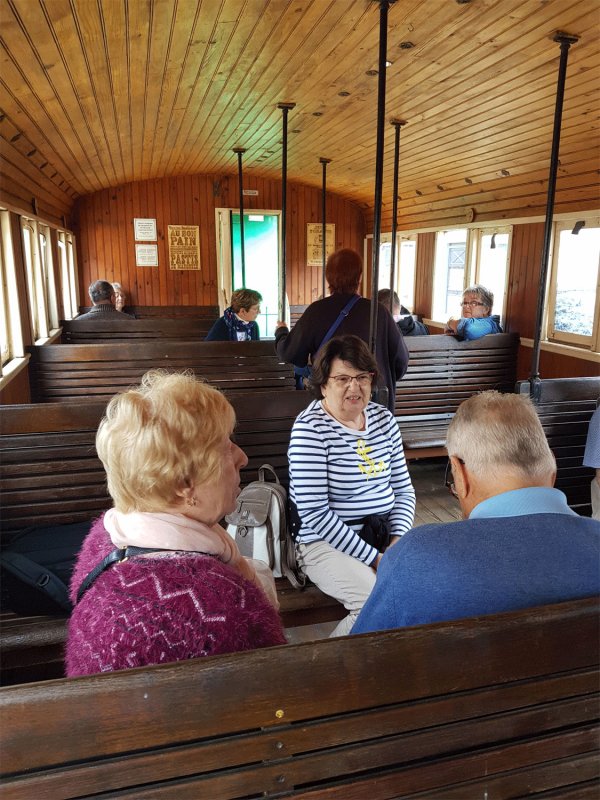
left=103, top=509, right=278, bottom=608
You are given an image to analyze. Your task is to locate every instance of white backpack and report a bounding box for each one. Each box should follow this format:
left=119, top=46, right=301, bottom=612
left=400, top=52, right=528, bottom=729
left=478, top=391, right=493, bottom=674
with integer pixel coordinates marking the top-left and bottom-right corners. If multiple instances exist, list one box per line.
left=225, top=464, right=304, bottom=589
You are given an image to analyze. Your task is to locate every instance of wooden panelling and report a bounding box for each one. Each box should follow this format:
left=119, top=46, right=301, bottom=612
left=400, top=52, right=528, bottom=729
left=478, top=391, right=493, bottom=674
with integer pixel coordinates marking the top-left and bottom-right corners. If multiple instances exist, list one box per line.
left=505, top=221, right=545, bottom=339
left=73, top=174, right=365, bottom=307
left=517, top=346, right=600, bottom=381
left=0, top=0, right=597, bottom=230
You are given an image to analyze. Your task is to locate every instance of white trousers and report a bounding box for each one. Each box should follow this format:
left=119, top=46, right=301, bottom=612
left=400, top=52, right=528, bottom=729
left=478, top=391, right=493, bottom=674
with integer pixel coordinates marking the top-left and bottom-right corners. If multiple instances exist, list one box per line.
left=297, top=541, right=376, bottom=637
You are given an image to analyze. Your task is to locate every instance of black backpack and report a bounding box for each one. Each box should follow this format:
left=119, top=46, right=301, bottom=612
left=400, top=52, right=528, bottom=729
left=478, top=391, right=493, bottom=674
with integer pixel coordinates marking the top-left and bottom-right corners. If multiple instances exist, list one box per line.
left=0, top=521, right=91, bottom=615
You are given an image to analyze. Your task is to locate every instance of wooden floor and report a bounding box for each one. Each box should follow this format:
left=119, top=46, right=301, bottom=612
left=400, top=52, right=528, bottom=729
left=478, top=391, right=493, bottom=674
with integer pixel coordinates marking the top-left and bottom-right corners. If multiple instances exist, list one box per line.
left=286, top=458, right=460, bottom=643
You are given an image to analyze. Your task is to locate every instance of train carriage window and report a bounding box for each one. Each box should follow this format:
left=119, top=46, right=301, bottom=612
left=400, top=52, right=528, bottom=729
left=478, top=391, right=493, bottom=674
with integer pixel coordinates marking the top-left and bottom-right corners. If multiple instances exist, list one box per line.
left=39, top=226, right=59, bottom=330
left=432, top=229, right=470, bottom=320
left=376, top=233, right=417, bottom=311
left=471, top=227, right=511, bottom=324
left=432, top=226, right=511, bottom=323
left=58, top=231, right=78, bottom=319
left=0, top=209, right=24, bottom=372
left=20, top=218, right=60, bottom=342
left=547, top=218, right=600, bottom=352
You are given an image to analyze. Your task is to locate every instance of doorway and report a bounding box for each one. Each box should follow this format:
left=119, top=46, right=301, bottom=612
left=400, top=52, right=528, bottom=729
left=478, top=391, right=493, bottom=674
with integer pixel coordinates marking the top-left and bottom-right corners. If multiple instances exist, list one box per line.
left=215, top=209, right=281, bottom=338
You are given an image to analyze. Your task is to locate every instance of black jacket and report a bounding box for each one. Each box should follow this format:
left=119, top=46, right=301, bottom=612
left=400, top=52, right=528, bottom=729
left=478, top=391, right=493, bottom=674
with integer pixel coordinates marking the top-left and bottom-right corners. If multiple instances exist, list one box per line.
left=275, top=294, right=408, bottom=414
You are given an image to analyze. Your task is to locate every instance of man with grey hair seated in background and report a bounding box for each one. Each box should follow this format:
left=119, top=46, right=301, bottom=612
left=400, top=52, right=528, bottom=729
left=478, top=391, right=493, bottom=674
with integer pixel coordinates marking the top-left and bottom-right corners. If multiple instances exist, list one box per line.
left=352, top=391, right=600, bottom=634
left=77, top=280, right=134, bottom=320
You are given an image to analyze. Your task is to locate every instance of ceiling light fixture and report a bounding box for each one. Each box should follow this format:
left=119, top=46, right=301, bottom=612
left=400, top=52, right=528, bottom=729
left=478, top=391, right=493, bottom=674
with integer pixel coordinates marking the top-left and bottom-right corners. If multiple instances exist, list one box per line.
left=399, top=41, right=414, bottom=49
left=385, top=60, right=393, bottom=67
left=312, top=111, right=323, bottom=117
left=338, top=91, right=351, bottom=97
left=366, top=69, right=378, bottom=76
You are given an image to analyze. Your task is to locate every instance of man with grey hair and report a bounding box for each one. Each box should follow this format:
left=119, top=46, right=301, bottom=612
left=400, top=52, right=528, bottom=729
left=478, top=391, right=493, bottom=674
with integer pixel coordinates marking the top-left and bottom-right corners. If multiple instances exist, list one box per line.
left=77, top=280, right=134, bottom=320
left=352, top=391, right=600, bottom=633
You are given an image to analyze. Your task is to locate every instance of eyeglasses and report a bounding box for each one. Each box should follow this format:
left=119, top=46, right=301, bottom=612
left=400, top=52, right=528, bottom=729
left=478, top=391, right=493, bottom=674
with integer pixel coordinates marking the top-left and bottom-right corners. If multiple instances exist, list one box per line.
left=329, top=372, right=374, bottom=387
left=444, top=457, right=465, bottom=498
left=460, top=300, right=485, bottom=307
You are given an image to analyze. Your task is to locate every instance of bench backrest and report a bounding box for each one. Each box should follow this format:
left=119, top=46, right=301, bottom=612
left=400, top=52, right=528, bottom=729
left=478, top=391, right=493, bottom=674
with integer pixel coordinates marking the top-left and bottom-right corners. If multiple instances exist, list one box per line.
left=61, top=317, right=213, bottom=342
left=78, top=304, right=219, bottom=319
left=397, top=332, right=520, bottom=455
left=517, top=377, right=600, bottom=515
left=1, top=596, right=597, bottom=798
left=27, top=340, right=295, bottom=402
left=0, top=391, right=311, bottom=539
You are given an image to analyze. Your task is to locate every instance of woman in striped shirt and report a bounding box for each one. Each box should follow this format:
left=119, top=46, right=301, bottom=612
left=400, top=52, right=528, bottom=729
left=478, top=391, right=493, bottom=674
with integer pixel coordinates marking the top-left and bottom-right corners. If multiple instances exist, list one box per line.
left=289, top=335, right=416, bottom=636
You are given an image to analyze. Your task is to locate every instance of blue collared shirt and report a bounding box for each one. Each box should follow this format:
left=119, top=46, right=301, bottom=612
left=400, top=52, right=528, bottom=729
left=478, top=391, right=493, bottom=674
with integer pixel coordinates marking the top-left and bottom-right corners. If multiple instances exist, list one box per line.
left=469, top=486, right=577, bottom=519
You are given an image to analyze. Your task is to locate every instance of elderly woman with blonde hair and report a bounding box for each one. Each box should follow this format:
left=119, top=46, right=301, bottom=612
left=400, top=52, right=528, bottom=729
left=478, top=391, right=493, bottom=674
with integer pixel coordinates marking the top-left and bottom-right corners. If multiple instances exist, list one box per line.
left=66, top=371, right=285, bottom=677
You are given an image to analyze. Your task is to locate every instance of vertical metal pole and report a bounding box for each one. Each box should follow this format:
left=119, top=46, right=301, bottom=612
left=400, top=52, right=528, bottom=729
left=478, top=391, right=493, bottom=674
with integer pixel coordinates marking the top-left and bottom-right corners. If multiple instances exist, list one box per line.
left=368, top=0, right=394, bottom=357
left=278, top=103, right=296, bottom=321
left=529, top=32, right=579, bottom=399
left=233, top=147, right=247, bottom=286
left=320, top=157, right=331, bottom=297
left=389, top=118, right=406, bottom=313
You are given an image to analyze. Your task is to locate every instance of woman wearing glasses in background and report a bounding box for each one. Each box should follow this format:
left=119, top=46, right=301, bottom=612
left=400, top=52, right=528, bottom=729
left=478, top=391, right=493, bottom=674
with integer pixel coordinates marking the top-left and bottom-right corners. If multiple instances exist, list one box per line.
left=445, top=284, right=502, bottom=341
left=288, top=335, right=416, bottom=637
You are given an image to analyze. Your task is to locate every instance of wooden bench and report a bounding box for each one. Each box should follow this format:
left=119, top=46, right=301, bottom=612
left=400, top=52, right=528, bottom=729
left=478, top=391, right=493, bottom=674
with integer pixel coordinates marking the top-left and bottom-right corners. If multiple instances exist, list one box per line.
left=0, top=391, right=344, bottom=685
left=1, top=596, right=597, bottom=798
left=28, top=341, right=294, bottom=402
left=78, top=304, right=219, bottom=319
left=289, top=304, right=308, bottom=327
left=518, top=376, right=600, bottom=517
left=397, top=332, right=520, bottom=458
left=61, top=317, right=213, bottom=342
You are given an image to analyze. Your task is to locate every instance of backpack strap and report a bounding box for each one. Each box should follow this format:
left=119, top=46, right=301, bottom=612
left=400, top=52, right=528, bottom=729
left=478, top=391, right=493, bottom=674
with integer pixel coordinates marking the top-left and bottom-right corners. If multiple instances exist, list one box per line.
left=0, top=551, right=72, bottom=612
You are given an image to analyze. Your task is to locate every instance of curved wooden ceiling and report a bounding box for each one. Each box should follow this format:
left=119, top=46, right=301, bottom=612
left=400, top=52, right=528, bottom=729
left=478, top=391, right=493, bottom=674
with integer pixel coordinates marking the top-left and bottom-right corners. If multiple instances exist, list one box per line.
left=1, top=0, right=598, bottom=227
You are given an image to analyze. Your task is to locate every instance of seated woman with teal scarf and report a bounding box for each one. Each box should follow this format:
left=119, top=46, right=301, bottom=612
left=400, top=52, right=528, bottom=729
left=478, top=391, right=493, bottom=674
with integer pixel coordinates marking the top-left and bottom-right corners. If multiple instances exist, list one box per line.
left=205, top=288, right=262, bottom=341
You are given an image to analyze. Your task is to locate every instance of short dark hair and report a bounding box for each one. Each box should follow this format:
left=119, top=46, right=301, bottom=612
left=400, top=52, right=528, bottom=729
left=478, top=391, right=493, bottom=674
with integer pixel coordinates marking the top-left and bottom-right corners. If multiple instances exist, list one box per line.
left=377, top=289, right=400, bottom=310
left=325, top=249, right=363, bottom=294
left=88, top=280, right=114, bottom=304
left=309, top=335, right=378, bottom=398
left=230, top=288, right=262, bottom=313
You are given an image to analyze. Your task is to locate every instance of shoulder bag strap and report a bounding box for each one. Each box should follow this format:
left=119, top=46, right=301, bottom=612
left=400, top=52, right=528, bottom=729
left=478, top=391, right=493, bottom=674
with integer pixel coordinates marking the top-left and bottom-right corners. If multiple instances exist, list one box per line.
left=317, top=294, right=361, bottom=351
left=76, top=545, right=178, bottom=604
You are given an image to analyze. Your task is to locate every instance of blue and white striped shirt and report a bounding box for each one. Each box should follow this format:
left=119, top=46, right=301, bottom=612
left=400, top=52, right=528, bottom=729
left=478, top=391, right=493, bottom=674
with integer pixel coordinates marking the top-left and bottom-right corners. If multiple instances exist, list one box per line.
left=289, top=400, right=416, bottom=565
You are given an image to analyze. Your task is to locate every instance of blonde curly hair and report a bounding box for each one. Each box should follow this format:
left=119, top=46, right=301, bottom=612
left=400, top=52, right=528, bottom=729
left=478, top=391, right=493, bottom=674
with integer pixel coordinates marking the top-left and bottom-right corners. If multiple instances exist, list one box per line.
left=96, top=371, right=235, bottom=513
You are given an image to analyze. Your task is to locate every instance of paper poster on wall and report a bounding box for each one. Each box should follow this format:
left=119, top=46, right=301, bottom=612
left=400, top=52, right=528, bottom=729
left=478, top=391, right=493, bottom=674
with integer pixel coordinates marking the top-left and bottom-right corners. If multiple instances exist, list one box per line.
left=306, top=223, right=335, bottom=267
left=134, top=218, right=157, bottom=241
left=168, top=225, right=201, bottom=271
left=135, top=244, right=159, bottom=267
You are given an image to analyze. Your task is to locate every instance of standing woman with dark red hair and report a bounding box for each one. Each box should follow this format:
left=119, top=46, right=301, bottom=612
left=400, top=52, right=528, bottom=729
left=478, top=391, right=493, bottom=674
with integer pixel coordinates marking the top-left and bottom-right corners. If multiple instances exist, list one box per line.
left=275, top=249, right=408, bottom=413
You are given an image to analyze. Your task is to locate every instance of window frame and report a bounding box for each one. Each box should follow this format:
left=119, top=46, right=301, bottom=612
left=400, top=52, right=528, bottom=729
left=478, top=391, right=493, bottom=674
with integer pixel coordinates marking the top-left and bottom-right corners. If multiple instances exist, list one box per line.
left=0, top=209, right=24, bottom=373
left=545, top=217, right=600, bottom=353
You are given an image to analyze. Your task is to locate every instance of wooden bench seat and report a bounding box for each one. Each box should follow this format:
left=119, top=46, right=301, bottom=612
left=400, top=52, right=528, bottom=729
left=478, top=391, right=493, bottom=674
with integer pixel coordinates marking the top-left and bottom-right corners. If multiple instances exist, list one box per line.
left=518, top=376, right=600, bottom=516
left=61, top=317, right=214, bottom=342
left=398, top=332, right=520, bottom=457
left=78, top=304, right=219, bottom=320
left=0, top=391, right=343, bottom=685
left=28, top=341, right=294, bottom=402
left=1, top=596, right=597, bottom=798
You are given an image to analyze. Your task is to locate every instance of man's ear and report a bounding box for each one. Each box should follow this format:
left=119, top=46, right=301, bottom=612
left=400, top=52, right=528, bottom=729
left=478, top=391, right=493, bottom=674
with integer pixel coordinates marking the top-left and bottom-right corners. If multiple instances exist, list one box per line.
left=450, top=456, right=469, bottom=499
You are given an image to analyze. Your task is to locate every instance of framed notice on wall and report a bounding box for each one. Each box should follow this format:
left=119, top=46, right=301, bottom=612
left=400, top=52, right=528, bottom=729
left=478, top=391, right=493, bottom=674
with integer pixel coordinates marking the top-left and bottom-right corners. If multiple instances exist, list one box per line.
left=307, top=223, right=335, bottom=267
left=134, top=218, right=157, bottom=241
left=168, top=225, right=201, bottom=271
left=135, top=244, right=158, bottom=267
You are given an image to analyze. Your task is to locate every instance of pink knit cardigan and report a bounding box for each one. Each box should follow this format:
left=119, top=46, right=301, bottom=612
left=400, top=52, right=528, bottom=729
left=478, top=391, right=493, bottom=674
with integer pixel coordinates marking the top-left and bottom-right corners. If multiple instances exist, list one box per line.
left=66, top=516, right=286, bottom=676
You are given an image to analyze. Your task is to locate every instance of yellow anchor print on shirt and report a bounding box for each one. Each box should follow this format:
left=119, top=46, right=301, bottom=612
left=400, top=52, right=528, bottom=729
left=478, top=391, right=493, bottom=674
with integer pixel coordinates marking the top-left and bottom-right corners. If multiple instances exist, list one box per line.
left=356, top=439, right=386, bottom=478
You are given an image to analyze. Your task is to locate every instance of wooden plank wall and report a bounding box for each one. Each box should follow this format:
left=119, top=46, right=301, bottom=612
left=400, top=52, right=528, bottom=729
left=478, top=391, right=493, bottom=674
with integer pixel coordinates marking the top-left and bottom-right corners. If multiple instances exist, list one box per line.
left=73, top=173, right=365, bottom=308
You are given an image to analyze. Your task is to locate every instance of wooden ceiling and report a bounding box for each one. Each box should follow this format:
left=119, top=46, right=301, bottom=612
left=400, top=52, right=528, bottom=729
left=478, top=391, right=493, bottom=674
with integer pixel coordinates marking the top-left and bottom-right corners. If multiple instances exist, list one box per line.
left=1, top=0, right=598, bottom=228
